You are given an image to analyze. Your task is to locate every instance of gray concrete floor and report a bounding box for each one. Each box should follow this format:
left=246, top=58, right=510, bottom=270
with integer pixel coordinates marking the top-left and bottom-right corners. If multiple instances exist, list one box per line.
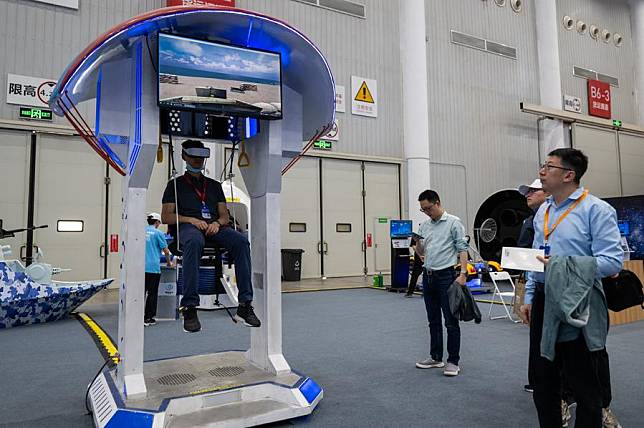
left=81, top=275, right=386, bottom=307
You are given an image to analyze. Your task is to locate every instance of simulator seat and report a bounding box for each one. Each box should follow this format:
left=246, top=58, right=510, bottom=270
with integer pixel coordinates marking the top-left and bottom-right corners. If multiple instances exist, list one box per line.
left=168, top=228, right=232, bottom=304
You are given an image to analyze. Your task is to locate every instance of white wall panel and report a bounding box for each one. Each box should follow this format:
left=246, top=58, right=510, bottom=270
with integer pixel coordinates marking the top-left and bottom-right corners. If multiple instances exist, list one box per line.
left=557, top=0, right=634, bottom=123
left=237, top=0, right=403, bottom=159
left=572, top=123, right=621, bottom=198
left=425, top=0, right=540, bottom=233
left=0, top=0, right=164, bottom=124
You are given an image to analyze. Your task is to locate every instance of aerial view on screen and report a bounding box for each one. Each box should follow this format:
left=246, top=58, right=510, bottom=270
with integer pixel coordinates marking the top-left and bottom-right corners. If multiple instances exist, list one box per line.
left=158, top=33, right=282, bottom=118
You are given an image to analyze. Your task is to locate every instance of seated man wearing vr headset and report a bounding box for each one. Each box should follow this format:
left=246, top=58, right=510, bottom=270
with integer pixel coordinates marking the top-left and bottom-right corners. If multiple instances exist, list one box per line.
left=162, top=139, right=261, bottom=333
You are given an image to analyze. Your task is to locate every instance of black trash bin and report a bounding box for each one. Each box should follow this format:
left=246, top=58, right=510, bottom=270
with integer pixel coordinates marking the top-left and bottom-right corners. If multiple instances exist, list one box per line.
left=281, top=249, right=305, bottom=281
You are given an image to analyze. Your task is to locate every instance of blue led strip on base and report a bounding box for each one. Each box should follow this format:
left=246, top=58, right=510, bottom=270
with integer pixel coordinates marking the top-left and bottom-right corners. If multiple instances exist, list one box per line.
left=298, top=378, right=322, bottom=404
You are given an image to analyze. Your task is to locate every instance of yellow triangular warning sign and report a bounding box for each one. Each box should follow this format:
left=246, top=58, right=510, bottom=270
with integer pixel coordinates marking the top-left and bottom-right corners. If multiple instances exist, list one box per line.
left=354, top=81, right=375, bottom=103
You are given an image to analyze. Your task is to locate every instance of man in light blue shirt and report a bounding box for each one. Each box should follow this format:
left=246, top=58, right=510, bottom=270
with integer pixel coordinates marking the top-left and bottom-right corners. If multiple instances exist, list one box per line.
left=519, top=148, right=622, bottom=428
left=145, top=212, right=173, bottom=326
left=414, top=190, right=469, bottom=377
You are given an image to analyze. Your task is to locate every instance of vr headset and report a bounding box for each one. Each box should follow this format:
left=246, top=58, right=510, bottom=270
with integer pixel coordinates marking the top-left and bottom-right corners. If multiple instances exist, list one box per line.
left=182, top=147, right=210, bottom=158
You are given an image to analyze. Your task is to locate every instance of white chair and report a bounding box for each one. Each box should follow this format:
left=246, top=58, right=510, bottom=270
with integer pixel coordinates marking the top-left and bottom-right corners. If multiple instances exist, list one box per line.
left=488, top=271, right=519, bottom=322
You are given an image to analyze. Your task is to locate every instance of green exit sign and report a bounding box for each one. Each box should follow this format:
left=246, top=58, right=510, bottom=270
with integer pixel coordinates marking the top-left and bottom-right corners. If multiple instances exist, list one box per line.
left=313, top=140, right=332, bottom=150
left=19, top=106, right=53, bottom=121
left=612, top=119, right=622, bottom=128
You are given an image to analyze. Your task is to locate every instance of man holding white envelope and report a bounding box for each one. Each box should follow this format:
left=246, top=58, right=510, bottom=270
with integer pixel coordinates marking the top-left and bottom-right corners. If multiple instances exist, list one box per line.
left=519, top=148, right=623, bottom=428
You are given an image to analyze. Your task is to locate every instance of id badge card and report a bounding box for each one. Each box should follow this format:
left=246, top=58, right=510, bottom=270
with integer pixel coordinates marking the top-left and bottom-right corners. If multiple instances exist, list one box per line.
left=201, top=202, right=212, bottom=220
left=539, top=242, right=551, bottom=256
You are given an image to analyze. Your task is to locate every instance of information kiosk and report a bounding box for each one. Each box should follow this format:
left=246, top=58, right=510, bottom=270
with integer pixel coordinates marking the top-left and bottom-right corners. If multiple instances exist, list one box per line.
left=388, top=220, right=412, bottom=291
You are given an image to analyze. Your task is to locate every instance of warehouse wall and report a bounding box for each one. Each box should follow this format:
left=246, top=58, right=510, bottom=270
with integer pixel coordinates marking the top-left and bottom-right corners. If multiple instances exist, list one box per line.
left=237, top=0, right=403, bottom=159
left=423, top=0, right=541, bottom=231
left=0, top=0, right=164, bottom=123
left=557, top=0, right=634, bottom=124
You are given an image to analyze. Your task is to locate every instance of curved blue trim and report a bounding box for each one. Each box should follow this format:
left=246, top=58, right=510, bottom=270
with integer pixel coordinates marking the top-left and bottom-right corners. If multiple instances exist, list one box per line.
left=50, top=8, right=334, bottom=119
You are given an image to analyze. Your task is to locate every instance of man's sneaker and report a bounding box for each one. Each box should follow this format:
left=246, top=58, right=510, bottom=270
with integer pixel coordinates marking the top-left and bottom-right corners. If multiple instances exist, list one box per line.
left=234, top=303, right=261, bottom=327
left=524, top=384, right=534, bottom=393
left=443, top=362, right=460, bottom=377
left=602, top=407, right=622, bottom=428
left=415, top=358, right=444, bottom=369
left=144, top=318, right=156, bottom=327
left=561, top=400, right=572, bottom=427
left=181, top=307, right=201, bottom=333
left=404, top=292, right=414, bottom=298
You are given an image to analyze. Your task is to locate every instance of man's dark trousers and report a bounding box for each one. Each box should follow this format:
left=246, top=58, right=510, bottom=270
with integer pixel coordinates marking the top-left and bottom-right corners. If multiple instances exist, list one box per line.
left=144, top=272, right=161, bottom=320
left=529, top=285, right=603, bottom=428
left=179, top=223, right=253, bottom=308
left=422, top=268, right=460, bottom=364
left=406, top=255, right=424, bottom=294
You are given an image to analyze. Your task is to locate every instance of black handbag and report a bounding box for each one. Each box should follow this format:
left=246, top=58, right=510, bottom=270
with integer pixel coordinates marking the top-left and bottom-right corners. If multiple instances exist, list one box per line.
left=601, top=269, right=644, bottom=312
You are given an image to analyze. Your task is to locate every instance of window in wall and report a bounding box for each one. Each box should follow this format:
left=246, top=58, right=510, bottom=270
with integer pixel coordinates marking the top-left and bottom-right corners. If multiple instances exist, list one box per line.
left=289, top=223, right=307, bottom=233
left=293, top=0, right=365, bottom=19
left=57, top=220, right=84, bottom=232
left=336, top=223, right=352, bottom=233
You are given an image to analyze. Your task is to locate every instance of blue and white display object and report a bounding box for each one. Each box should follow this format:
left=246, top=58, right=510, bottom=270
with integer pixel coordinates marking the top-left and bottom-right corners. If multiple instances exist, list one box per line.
left=0, top=248, right=112, bottom=329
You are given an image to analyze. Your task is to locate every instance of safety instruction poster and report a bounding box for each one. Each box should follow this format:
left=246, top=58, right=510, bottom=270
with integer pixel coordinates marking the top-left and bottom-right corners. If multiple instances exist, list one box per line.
left=351, top=76, right=377, bottom=117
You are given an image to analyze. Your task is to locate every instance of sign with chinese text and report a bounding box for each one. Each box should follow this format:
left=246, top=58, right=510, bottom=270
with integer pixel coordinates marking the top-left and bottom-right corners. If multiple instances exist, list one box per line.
left=351, top=76, right=377, bottom=117
left=6, top=74, right=57, bottom=108
left=563, top=94, right=581, bottom=113
left=335, top=85, right=346, bottom=112
left=19, top=106, right=53, bottom=121
left=166, top=0, right=235, bottom=6
left=587, top=79, right=611, bottom=119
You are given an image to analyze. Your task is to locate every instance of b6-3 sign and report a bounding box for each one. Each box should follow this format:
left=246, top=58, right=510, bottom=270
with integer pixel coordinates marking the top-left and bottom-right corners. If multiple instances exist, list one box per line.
left=587, top=79, right=611, bottom=119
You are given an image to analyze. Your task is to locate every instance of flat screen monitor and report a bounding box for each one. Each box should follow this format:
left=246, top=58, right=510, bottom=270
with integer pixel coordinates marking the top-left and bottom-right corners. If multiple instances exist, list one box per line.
left=390, top=220, right=412, bottom=238
left=618, top=220, right=630, bottom=236
left=604, top=195, right=644, bottom=260
left=158, top=33, right=282, bottom=119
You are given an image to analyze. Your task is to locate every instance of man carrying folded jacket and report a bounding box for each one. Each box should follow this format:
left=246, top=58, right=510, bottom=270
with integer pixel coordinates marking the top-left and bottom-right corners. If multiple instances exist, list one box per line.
left=519, top=148, right=623, bottom=428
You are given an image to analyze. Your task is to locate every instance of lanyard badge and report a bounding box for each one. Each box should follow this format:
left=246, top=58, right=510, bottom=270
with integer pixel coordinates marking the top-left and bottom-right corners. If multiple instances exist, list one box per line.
left=542, top=189, right=589, bottom=256
left=184, top=174, right=211, bottom=220
left=540, top=242, right=551, bottom=256
left=201, top=202, right=211, bottom=219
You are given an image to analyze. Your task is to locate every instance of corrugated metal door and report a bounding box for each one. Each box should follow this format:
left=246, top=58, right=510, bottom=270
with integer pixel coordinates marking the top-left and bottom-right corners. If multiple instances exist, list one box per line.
left=617, top=132, right=644, bottom=196
left=280, top=157, right=321, bottom=279
left=321, top=159, right=364, bottom=277
left=34, top=134, right=104, bottom=281
left=0, top=130, right=29, bottom=257
left=364, top=162, right=400, bottom=274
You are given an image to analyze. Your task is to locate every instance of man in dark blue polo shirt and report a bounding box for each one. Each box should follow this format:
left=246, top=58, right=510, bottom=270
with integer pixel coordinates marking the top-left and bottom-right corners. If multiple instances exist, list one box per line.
left=162, top=140, right=260, bottom=333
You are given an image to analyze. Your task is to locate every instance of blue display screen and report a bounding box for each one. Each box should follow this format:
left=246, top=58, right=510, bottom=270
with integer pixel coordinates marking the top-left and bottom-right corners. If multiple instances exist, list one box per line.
left=158, top=33, right=282, bottom=119
left=604, top=195, right=643, bottom=259
left=390, top=220, right=412, bottom=238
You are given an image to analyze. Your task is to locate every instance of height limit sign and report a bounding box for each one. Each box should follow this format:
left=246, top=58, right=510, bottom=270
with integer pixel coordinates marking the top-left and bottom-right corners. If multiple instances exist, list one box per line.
left=351, top=76, right=377, bottom=117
